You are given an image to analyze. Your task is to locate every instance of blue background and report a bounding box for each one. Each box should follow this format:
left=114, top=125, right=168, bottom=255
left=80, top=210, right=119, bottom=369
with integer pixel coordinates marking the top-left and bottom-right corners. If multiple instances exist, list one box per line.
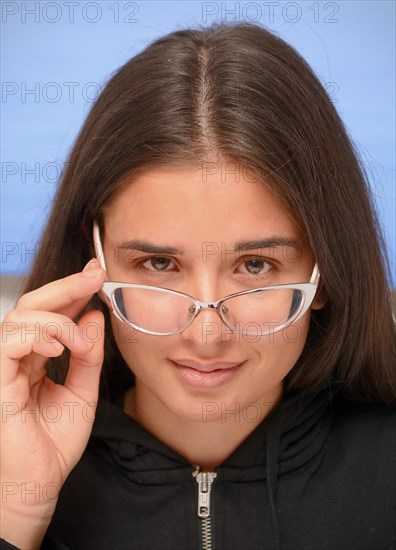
left=1, top=1, right=395, bottom=285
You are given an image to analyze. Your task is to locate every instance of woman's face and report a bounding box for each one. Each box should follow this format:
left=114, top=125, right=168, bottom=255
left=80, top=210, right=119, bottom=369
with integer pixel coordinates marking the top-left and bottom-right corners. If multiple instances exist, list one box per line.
left=101, top=164, right=324, bottom=422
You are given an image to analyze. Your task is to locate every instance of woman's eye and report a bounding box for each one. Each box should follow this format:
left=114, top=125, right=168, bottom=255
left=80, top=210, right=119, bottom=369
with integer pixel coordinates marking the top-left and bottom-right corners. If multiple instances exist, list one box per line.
left=140, top=257, right=174, bottom=272
left=238, top=258, right=273, bottom=276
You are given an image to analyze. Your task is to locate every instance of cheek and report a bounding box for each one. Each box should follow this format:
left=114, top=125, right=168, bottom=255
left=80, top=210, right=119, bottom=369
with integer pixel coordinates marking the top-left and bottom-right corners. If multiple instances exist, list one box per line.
left=109, top=314, right=173, bottom=381
left=109, top=315, right=148, bottom=371
left=249, top=316, right=310, bottom=377
left=278, top=321, right=310, bottom=353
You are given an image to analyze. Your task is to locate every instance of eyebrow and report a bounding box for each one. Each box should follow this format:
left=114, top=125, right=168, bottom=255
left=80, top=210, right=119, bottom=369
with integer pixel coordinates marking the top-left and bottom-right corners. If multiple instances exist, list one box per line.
left=116, top=236, right=301, bottom=255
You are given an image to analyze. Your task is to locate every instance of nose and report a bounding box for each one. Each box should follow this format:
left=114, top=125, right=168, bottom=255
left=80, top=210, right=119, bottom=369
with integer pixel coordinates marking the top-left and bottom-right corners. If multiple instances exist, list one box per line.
left=179, top=302, right=234, bottom=344
left=178, top=275, right=237, bottom=343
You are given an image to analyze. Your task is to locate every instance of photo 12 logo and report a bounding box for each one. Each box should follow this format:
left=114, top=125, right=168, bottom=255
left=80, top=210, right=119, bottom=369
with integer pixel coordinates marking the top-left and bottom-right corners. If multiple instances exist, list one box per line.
left=1, top=1, right=140, bottom=24
left=202, top=399, right=276, bottom=423
left=1, top=481, right=62, bottom=504
left=2, top=81, right=103, bottom=104
left=201, top=2, right=340, bottom=25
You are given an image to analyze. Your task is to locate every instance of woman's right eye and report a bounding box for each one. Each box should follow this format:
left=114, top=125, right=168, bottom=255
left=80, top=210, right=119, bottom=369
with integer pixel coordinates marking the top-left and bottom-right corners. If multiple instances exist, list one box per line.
left=137, top=257, right=176, bottom=273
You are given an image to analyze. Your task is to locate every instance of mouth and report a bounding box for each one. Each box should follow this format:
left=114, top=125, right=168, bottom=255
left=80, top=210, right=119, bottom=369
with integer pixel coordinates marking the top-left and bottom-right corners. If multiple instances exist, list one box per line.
left=169, top=360, right=245, bottom=389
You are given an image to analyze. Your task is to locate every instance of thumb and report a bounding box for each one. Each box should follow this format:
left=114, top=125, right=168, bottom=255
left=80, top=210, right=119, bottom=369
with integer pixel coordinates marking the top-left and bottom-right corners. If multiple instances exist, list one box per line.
left=64, top=309, right=105, bottom=404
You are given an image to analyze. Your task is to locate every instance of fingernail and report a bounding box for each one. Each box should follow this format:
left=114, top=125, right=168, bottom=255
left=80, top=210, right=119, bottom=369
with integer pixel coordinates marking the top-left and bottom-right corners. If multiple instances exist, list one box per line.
left=82, top=258, right=103, bottom=277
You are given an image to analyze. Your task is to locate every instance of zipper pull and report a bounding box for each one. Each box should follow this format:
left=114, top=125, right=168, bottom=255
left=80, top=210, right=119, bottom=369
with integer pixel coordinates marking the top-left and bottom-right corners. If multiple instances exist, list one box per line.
left=192, top=466, right=217, bottom=518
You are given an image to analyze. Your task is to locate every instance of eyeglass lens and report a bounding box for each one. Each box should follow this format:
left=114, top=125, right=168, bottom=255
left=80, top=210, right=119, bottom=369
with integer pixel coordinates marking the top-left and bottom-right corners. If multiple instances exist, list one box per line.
left=113, top=287, right=303, bottom=335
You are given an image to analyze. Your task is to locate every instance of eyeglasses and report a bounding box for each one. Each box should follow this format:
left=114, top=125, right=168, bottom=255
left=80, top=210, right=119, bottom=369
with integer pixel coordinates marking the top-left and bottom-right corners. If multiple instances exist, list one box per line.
left=92, top=221, right=320, bottom=337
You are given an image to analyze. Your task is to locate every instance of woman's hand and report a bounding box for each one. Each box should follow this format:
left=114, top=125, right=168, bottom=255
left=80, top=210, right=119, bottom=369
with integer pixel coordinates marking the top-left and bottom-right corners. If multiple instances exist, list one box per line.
left=0, top=258, right=107, bottom=548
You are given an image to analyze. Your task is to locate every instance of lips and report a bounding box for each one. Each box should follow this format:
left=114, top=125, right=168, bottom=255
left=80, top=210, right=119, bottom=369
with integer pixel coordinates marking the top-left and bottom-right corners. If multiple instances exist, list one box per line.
left=170, top=359, right=244, bottom=389
left=170, top=359, right=244, bottom=373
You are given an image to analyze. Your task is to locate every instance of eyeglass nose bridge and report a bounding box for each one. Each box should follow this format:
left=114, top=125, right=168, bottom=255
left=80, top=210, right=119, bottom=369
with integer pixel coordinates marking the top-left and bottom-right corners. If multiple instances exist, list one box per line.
left=185, top=297, right=232, bottom=331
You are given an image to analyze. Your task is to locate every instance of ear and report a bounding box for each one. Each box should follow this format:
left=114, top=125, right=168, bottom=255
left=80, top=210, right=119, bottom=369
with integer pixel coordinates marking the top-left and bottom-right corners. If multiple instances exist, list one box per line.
left=311, top=290, right=328, bottom=310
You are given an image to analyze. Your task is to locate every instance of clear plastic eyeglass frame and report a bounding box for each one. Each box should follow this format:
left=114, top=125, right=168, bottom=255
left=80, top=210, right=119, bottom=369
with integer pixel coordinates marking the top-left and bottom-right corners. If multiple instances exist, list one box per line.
left=92, top=221, right=321, bottom=337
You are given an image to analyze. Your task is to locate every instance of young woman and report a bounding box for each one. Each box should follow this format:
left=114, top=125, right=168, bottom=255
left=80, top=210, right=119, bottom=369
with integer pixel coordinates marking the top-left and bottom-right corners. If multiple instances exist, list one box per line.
left=1, top=21, right=395, bottom=550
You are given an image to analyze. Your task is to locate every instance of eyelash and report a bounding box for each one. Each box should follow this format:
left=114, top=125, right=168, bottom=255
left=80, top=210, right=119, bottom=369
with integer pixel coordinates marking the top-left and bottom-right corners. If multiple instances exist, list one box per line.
left=134, top=255, right=277, bottom=278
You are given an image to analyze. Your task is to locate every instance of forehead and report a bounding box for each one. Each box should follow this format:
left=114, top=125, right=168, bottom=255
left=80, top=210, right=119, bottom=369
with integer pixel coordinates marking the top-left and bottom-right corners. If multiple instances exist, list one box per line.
left=103, top=165, right=303, bottom=243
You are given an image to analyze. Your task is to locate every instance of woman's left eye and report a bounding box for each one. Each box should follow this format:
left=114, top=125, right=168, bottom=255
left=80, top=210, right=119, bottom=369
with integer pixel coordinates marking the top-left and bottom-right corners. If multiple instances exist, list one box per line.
left=237, top=258, right=274, bottom=276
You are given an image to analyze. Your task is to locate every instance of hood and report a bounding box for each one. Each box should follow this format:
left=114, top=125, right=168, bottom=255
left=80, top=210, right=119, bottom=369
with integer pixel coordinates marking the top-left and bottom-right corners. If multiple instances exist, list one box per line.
left=90, top=381, right=343, bottom=550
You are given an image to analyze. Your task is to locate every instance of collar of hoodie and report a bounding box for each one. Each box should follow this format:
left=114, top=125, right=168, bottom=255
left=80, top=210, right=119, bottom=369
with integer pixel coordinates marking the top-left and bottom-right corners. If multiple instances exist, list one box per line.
left=89, top=381, right=343, bottom=550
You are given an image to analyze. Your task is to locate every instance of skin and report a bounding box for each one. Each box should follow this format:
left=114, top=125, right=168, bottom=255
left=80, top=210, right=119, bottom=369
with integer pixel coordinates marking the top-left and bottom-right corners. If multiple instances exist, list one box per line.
left=0, top=259, right=106, bottom=547
left=102, top=164, right=325, bottom=471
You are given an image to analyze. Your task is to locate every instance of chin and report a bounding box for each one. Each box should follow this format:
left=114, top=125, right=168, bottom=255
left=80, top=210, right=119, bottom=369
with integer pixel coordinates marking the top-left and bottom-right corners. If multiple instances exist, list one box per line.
left=162, top=383, right=245, bottom=425
left=163, top=391, right=224, bottom=424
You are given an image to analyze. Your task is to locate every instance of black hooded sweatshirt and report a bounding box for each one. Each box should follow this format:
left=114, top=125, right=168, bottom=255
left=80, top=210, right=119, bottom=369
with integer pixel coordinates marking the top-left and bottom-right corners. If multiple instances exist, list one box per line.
left=1, top=382, right=395, bottom=550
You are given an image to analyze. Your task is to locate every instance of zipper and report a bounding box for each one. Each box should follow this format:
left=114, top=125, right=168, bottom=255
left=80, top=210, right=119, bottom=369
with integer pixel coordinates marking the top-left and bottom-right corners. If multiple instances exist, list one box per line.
left=192, top=465, right=217, bottom=550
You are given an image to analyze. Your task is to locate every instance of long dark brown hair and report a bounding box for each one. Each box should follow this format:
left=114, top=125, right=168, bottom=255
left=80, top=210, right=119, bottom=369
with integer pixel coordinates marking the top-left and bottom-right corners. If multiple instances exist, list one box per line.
left=22, top=22, right=396, bottom=406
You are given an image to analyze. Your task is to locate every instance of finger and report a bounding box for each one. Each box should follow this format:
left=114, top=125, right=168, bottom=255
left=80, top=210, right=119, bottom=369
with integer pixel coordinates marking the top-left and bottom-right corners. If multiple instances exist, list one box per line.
left=14, top=258, right=106, bottom=320
left=1, top=311, right=92, bottom=389
left=0, top=336, right=64, bottom=405
left=64, top=309, right=105, bottom=404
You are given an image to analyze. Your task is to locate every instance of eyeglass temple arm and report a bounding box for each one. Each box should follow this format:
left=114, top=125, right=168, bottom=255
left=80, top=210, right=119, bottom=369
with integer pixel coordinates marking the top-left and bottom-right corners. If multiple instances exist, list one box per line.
left=93, top=220, right=108, bottom=272
left=310, top=262, right=320, bottom=285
